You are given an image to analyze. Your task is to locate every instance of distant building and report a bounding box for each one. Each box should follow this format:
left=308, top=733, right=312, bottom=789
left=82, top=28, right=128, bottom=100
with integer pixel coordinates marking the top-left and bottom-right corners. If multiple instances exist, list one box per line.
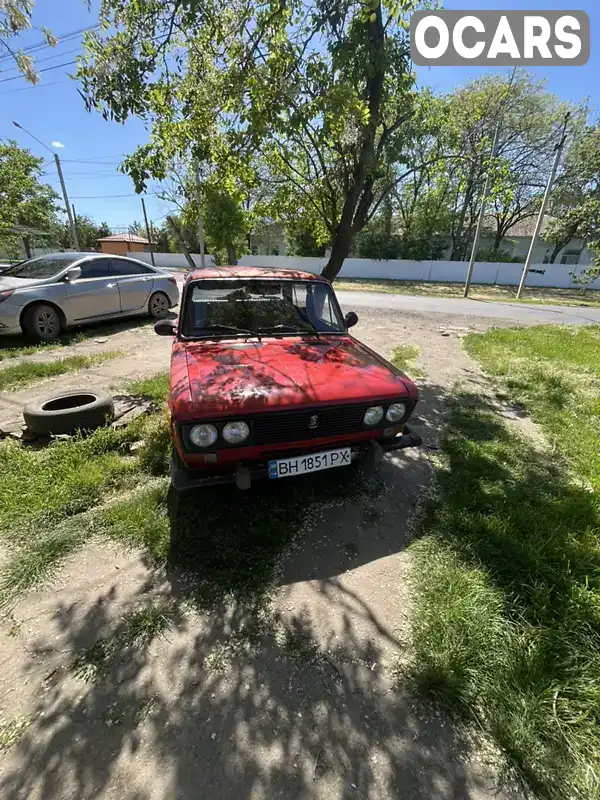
left=248, top=223, right=286, bottom=256
left=98, top=233, right=151, bottom=256
left=476, top=217, right=591, bottom=266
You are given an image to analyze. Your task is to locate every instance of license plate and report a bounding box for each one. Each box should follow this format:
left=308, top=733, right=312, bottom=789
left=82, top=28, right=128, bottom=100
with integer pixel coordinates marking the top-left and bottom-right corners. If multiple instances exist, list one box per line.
left=268, top=447, right=351, bottom=479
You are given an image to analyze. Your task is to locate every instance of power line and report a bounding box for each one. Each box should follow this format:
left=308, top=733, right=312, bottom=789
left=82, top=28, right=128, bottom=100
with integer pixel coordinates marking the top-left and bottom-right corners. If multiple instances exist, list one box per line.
left=0, top=46, right=81, bottom=76
left=0, top=78, right=70, bottom=96
left=43, top=172, right=130, bottom=178
left=69, top=193, right=140, bottom=199
left=60, top=157, right=124, bottom=163
left=0, top=24, right=101, bottom=64
left=0, top=60, right=78, bottom=85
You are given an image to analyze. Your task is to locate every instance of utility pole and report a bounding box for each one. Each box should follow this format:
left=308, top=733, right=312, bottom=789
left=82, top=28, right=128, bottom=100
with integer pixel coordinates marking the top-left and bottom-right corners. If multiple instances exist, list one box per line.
left=194, top=163, right=206, bottom=267
left=71, top=204, right=79, bottom=249
left=12, top=121, right=79, bottom=250
left=463, top=122, right=501, bottom=298
left=55, top=153, right=80, bottom=250
left=463, top=67, right=517, bottom=298
left=140, top=197, right=156, bottom=266
left=516, top=112, right=571, bottom=300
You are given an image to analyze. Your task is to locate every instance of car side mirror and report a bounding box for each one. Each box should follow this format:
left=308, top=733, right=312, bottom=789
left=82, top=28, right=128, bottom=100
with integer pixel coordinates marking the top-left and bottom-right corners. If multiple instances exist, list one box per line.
left=345, top=311, right=359, bottom=329
left=64, top=266, right=81, bottom=282
left=155, top=319, right=177, bottom=336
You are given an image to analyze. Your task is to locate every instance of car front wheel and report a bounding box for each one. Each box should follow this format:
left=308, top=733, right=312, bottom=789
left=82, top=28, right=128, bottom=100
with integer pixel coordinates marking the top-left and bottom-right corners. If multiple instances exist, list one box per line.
left=22, top=303, right=62, bottom=342
left=148, top=291, right=170, bottom=320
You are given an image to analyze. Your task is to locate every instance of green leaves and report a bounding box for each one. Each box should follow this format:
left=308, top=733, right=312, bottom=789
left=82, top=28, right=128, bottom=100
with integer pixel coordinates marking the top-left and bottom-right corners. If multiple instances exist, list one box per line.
left=0, top=140, right=59, bottom=238
left=1, top=1, right=56, bottom=83
left=78, top=0, right=423, bottom=279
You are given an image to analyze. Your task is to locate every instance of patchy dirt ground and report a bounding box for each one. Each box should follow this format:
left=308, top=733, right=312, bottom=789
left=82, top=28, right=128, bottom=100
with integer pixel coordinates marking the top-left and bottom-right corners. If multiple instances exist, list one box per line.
left=0, top=309, right=518, bottom=799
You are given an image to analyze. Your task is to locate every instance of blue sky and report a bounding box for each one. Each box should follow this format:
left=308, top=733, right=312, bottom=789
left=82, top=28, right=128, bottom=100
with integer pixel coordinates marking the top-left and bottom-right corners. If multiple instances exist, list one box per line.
left=1, top=0, right=598, bottom=232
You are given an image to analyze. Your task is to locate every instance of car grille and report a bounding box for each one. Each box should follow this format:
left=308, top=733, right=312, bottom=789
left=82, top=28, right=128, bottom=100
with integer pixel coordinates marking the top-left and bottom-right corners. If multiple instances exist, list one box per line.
left=251, top=404, right=371, bottom=445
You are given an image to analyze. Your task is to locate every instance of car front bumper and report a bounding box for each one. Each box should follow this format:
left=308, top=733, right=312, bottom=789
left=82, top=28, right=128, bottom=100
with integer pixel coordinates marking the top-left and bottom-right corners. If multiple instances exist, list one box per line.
left=171, top=426, right=423, bottom=490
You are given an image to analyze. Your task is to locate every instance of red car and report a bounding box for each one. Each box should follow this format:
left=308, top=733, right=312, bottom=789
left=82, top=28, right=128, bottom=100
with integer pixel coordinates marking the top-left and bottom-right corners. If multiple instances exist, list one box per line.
left=155, top=267, right=421, bottom=490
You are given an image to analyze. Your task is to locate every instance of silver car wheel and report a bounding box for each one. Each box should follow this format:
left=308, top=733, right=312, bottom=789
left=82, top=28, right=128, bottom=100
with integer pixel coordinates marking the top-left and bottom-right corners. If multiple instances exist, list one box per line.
left=149, top=292, right=169, bottom=319
left=36, top=307, right=60, bottom=337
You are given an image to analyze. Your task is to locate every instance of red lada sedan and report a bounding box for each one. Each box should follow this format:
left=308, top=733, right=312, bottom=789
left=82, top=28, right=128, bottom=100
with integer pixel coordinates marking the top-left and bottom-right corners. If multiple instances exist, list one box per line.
left=155, top=267, right=421, bottom=490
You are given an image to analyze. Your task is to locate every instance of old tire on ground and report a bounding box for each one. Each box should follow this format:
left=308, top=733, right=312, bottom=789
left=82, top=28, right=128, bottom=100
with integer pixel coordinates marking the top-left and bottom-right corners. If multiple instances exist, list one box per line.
left=148, top=291, right=170, bottom=320
left=22, top=302, right=62, bottom=342
left=23, top=390, right=115, bottom=436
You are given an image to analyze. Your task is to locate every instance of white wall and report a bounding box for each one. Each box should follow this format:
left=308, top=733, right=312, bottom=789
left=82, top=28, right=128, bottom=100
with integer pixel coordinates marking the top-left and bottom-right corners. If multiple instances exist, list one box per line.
left=127, top=251, right=216, bottom=269
left=237, top=255, right=600, bottom=291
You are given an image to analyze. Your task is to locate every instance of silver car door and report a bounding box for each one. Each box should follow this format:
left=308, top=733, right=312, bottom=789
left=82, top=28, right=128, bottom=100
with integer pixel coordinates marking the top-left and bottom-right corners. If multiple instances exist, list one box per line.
left=66, top=258, right=120, bottom=320
left=111, top=258, right=155, bottom=312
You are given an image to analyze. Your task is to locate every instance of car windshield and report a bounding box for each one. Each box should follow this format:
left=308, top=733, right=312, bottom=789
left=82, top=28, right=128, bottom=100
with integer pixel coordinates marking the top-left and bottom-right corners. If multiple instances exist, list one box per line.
left=3, top=254, right=80, bottom=280
left=182, top=279, right=345, bottom=338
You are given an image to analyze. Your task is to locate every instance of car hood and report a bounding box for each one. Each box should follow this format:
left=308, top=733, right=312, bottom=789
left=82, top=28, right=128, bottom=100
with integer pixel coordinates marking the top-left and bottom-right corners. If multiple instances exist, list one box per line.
left=0, top=276, right=44, bottom=290
left=170, top=336, right=414, bottom=418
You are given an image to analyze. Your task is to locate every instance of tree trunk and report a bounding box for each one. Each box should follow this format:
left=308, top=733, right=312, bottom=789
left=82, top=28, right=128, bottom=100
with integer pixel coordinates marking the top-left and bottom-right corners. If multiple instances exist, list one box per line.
left=322, top=223, right=352, bottom=281
left=320, top=2, right=385, bottom=282
left=548, top=239, right=569, bottom=263
left=492, top=228, right=504, bottom=254
left=227, top=243, right=237, bottom=265
left=167, top=216, right=196, bottom=270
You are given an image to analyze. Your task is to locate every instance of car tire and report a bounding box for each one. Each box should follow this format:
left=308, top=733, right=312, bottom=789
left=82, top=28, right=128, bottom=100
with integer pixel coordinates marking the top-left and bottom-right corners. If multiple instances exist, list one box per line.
left=22, top=303, right=62, bottom=342
left=23, top=389, right=114, bottom=436
left=148, top=291, right=170, bottom=320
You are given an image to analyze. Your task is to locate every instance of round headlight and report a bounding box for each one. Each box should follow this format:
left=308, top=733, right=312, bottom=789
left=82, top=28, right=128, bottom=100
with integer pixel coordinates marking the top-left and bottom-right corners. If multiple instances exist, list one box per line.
left=189, top=424, right=218, bottom=448
left=386, top=402, right=407, bottom=422
left=363, top=406, right=384, bottom=426
left=222, top=420, right=250, bottom=445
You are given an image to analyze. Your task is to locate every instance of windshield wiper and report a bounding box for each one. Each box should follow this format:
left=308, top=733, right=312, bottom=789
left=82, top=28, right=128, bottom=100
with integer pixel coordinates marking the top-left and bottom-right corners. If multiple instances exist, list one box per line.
left=260, top=323, right=321, bottom=336
left=193, top=323, right=260, bottom=337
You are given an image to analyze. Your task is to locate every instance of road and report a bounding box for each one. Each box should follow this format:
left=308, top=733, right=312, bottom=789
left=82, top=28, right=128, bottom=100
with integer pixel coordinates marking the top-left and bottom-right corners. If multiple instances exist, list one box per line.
left=335, top=290, right=600, bottom=325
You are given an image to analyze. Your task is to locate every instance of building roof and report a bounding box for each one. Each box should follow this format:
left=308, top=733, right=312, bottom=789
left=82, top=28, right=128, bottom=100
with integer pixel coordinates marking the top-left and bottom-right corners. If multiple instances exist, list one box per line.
left=483, top=215, right=552, bottom=239
left=185, top=266, right=329, bottom=283
left=98, top=233, right=150, bottom=243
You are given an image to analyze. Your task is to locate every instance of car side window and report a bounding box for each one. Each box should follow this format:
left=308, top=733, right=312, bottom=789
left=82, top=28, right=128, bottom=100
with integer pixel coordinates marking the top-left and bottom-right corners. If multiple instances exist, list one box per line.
left=112, top=260, right=154, bottom=276
left=312, top=285, right=337, bottom=326
left=79, top=259, right=114, bottom=279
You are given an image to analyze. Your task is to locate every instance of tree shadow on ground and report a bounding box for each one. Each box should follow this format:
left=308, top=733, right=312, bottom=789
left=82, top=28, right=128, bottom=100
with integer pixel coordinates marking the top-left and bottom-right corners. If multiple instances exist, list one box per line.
left=1, top=586, right=497, bottom=800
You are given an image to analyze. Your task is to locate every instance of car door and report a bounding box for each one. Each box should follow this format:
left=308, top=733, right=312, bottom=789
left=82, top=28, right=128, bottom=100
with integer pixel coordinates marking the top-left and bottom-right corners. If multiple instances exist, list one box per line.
left=65, top=258, right=121, bottom=321
left=111, top=258, right=155, bottom=312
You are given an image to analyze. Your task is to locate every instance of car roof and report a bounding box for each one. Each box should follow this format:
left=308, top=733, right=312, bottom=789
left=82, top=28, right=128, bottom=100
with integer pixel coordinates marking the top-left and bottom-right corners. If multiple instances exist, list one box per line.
left=29, top=252, right=150, bottom=263
left=185, top=265, right=330, bottom=283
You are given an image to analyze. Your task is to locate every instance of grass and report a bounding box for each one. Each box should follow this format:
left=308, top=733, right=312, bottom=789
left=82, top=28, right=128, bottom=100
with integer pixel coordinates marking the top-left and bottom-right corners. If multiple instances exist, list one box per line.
left=390, top=344, right=425, bottom=378
left=465, top=325, right=600, bottom=489
left=0, top=715, right=31, bottom=751
left=334, top=278, right=600, bottom=308
left=71, top=600, right=172, bottom=682
left=408, top=324, right=600, bottom=799
left=0, top=351, right=122, bottom=392
left=0, top=409, right=167, bottom=609
left=126, top=373, right=170, bottom=404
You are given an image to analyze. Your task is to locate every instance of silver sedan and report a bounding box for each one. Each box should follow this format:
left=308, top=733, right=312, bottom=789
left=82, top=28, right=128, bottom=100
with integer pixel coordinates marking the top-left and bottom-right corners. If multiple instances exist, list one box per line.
left=0, top=253, right=179, bottom=342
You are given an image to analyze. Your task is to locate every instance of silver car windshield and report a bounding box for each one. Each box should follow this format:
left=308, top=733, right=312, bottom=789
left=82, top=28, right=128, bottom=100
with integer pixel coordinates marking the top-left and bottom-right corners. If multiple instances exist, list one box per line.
left=3, top=255, right=80, bottom=280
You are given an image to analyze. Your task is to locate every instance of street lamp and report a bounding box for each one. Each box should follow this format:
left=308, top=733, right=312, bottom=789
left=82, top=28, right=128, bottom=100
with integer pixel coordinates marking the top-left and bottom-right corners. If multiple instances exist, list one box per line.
left=12, top=121, right=80, bottom=250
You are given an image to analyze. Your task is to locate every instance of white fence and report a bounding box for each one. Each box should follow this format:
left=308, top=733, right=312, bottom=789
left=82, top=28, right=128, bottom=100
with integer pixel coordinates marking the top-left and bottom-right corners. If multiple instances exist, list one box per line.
left=128, top=251, right=216, bottom=269
left=237, top=255, right=600, bottom=290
